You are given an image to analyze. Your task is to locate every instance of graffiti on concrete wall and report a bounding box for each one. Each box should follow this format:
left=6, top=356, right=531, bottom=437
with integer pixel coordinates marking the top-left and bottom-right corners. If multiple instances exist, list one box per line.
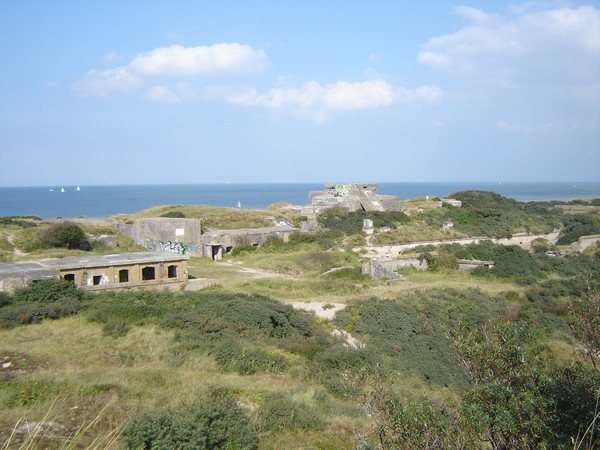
left=159, top=241, right=200, bottom=255
left=335, top=185, right=350, bottom=196
left=87, top=274, right=109, bottom=286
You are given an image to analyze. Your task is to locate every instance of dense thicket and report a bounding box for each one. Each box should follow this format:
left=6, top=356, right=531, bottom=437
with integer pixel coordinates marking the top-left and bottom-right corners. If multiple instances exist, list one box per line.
left=418, top=191, right=563, bottom=237
left=318, top=209, right=408, bottom=234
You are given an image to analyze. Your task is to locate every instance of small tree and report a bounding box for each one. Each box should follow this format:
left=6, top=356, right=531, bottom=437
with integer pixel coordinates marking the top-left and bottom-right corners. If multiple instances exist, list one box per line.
left=39, top=222, right=85, bottom=249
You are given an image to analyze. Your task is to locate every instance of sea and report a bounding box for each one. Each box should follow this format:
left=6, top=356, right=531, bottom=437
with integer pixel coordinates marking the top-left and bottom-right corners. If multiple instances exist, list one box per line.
left=1, top=182, right=599, bottom=220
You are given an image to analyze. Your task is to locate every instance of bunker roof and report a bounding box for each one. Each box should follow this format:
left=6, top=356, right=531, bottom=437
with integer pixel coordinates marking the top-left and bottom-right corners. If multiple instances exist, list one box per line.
left=40, top=251, right=188, bottom=270
left=0, top=262, right=59, bottom=279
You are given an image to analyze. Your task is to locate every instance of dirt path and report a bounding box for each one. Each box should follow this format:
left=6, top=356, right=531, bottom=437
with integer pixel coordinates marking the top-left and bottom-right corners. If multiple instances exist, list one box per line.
left=215, top=261, right=298, bottom=280
left=3, top=233, right=27, bottom=256
left=289, top=301, right=366, bottom=349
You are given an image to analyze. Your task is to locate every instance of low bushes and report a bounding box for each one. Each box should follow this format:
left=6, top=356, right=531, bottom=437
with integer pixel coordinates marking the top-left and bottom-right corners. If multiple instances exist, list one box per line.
left=13, top=279, right=83, bottom=303
left=0, top=297, right=81, bottom=328
left=122, top=387, right=259, bottom=450
left=318, top=210, right=408, bottom=235
left=0, top=380, right=60, bottom=407
left=258, top=392, right=324, bottom=432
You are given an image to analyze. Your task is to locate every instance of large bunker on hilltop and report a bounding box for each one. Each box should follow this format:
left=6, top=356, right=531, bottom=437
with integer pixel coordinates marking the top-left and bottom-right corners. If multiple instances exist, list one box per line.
left=308, top=183, right=402, bottom=212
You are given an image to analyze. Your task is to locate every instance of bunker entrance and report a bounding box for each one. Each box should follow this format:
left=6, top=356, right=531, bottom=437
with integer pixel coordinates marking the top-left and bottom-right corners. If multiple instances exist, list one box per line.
left=63, top=274, right=75, bottom=283
left=211, top=245, right=222, bottom=260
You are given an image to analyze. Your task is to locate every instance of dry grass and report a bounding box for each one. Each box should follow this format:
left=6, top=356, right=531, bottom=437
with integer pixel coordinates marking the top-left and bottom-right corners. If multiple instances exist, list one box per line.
left=111, top=204, right=305, bottom=229
left=0, top=315, right=368, bottom=448
left=371, top=222, right=466, bottom=244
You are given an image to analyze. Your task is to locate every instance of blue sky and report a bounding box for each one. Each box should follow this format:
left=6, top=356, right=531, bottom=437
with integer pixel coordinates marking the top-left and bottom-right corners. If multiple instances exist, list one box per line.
left=1, top=1, right=598, bottom=186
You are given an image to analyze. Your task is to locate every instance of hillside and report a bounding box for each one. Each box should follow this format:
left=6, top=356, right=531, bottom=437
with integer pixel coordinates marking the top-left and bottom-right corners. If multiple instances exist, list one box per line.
left=0, top=192, right=599, bottom=448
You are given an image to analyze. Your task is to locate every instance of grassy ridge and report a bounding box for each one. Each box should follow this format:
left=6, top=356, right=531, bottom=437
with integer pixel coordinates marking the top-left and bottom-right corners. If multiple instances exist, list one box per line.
left=111, top=204, right=306, bottom=229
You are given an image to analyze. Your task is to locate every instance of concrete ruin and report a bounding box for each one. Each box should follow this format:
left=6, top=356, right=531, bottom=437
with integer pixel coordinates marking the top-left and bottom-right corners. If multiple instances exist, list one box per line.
left=125, top=217, right=297, bottom=260
left=309, top=183, right=402, bottom=212
left=362, top=255, right=495, bottom=279
left=0, top=252, right=189, bottom=293
left=0, top=262, right=60, bottom=292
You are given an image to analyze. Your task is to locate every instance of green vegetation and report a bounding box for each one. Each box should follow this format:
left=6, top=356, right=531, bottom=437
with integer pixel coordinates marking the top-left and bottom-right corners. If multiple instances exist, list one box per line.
left=318, top=209, right=408, bottom=235
left=416, top=190, right=562, bottom=237
left=122, top=387, right=259, bottom=449
left=1, top=191, right=599, bottom=448
left=557, top=212, right=600, bottom=245
left=112, top=204, right=306, bottom=229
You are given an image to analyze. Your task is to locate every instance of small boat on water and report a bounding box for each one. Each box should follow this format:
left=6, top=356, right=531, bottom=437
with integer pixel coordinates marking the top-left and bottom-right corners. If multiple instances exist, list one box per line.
left=49, top=188, right=53, bottom=192
left=76, top=186, right=81, bottom=191
left=61, top=187, right=65, bottom=193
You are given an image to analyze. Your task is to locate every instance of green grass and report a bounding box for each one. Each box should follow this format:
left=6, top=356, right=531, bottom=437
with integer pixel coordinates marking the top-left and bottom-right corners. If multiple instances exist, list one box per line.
left=111, top=204, right=306, bottom=229
left=371, top=222, right=466, bottom=244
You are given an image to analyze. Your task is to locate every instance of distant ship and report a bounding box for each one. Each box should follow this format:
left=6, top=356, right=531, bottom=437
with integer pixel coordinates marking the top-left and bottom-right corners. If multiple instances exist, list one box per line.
left=49, top=188, right=53, bottom=192
left=76, top=186, right=81, bottom=191
left=61, top=187, right=65, bottom=193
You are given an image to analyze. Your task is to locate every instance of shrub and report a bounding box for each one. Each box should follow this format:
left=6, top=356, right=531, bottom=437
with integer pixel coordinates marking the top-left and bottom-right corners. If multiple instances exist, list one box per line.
left=318, top=210, right=408, bottom=235
left=163, top=294, right=314, bottom=342
left=0, top=291, right=12, bottom=308
left=121, top=387, right=258, bottom=450
left=258, top=392, right=324, bottom=432
left=103, top=318, right=131, bottom=338
left=0, top=297, right=81, bottom=328
left=160, top=210, right=186, bottom=218
left=38, top=222, right=86, bottom=249
left=13, top=279, right=83, bottom=303
left=420, top=251, right=458, bottom=271
left=213, top=342, right=289, bottom=375
left=0, top=380, right=59, bottom=407
left=231, top=244, right=257, bottom=256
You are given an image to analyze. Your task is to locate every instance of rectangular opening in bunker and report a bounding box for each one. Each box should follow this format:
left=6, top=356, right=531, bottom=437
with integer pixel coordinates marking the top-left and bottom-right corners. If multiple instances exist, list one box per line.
left=142, top=266, right=156, bottom=280
left=92, top=275, right=103, bottom=285
left=167, top=265, right=177, bottom=278
left=119, top=269, right=129, bottom=283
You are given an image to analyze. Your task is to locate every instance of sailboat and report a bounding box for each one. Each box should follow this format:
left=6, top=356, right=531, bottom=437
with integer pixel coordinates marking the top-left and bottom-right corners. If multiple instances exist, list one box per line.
left=76, top=186, right=81, bottom=191
left=61, top=187, right=65, bottom=193
left=49, top=188, right=53, bottom=192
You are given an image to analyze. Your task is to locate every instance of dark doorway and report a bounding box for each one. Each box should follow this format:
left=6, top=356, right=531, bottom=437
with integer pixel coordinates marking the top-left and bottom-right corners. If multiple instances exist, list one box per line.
left=142, top=266, right=156, bottom=280
left=167, top=265, right=177, bottom=278
left=119, top=269, right=129, bottom=283
left=64, top=274, right=75, bottom=283
left=92, top=275, right=103, bottom=285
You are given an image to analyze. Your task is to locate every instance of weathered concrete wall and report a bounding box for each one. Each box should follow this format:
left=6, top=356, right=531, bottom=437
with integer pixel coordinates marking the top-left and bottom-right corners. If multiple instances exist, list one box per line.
left=202, top=225, right=296, bottom=259
left=0, top=262, right=60, bottom=293
left=353, top=231, right=560, bottom=258
left=132, top=218, right=204, bottom=256
left=362, top=256, right=425, bottom=279
left=130, top=218, right=297, bottom=259
left=566, top=234, right=600, bottom=254
left=457, top=259, right=495, bottom=271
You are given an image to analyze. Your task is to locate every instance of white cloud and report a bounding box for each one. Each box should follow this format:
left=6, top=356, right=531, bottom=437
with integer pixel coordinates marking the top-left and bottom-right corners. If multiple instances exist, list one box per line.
left=419, top=5, right=600, bottom=87
left=129, top=43, right=266, bottom=76
left=144, top=85, right=180, bottom=103
left=101, top=51, right=122, bottom=64
left=74, top=43, right=441, bottom=120
left=73, top=67, right=142, bottom=97
left=226, top=80, right=441, bottom=121
left=74, top=43, right=266, bottom=97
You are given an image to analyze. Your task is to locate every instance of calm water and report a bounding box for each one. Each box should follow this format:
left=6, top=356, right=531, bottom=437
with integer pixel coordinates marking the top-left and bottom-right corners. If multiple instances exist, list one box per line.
left=1, top=182, right=599, bottom=219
